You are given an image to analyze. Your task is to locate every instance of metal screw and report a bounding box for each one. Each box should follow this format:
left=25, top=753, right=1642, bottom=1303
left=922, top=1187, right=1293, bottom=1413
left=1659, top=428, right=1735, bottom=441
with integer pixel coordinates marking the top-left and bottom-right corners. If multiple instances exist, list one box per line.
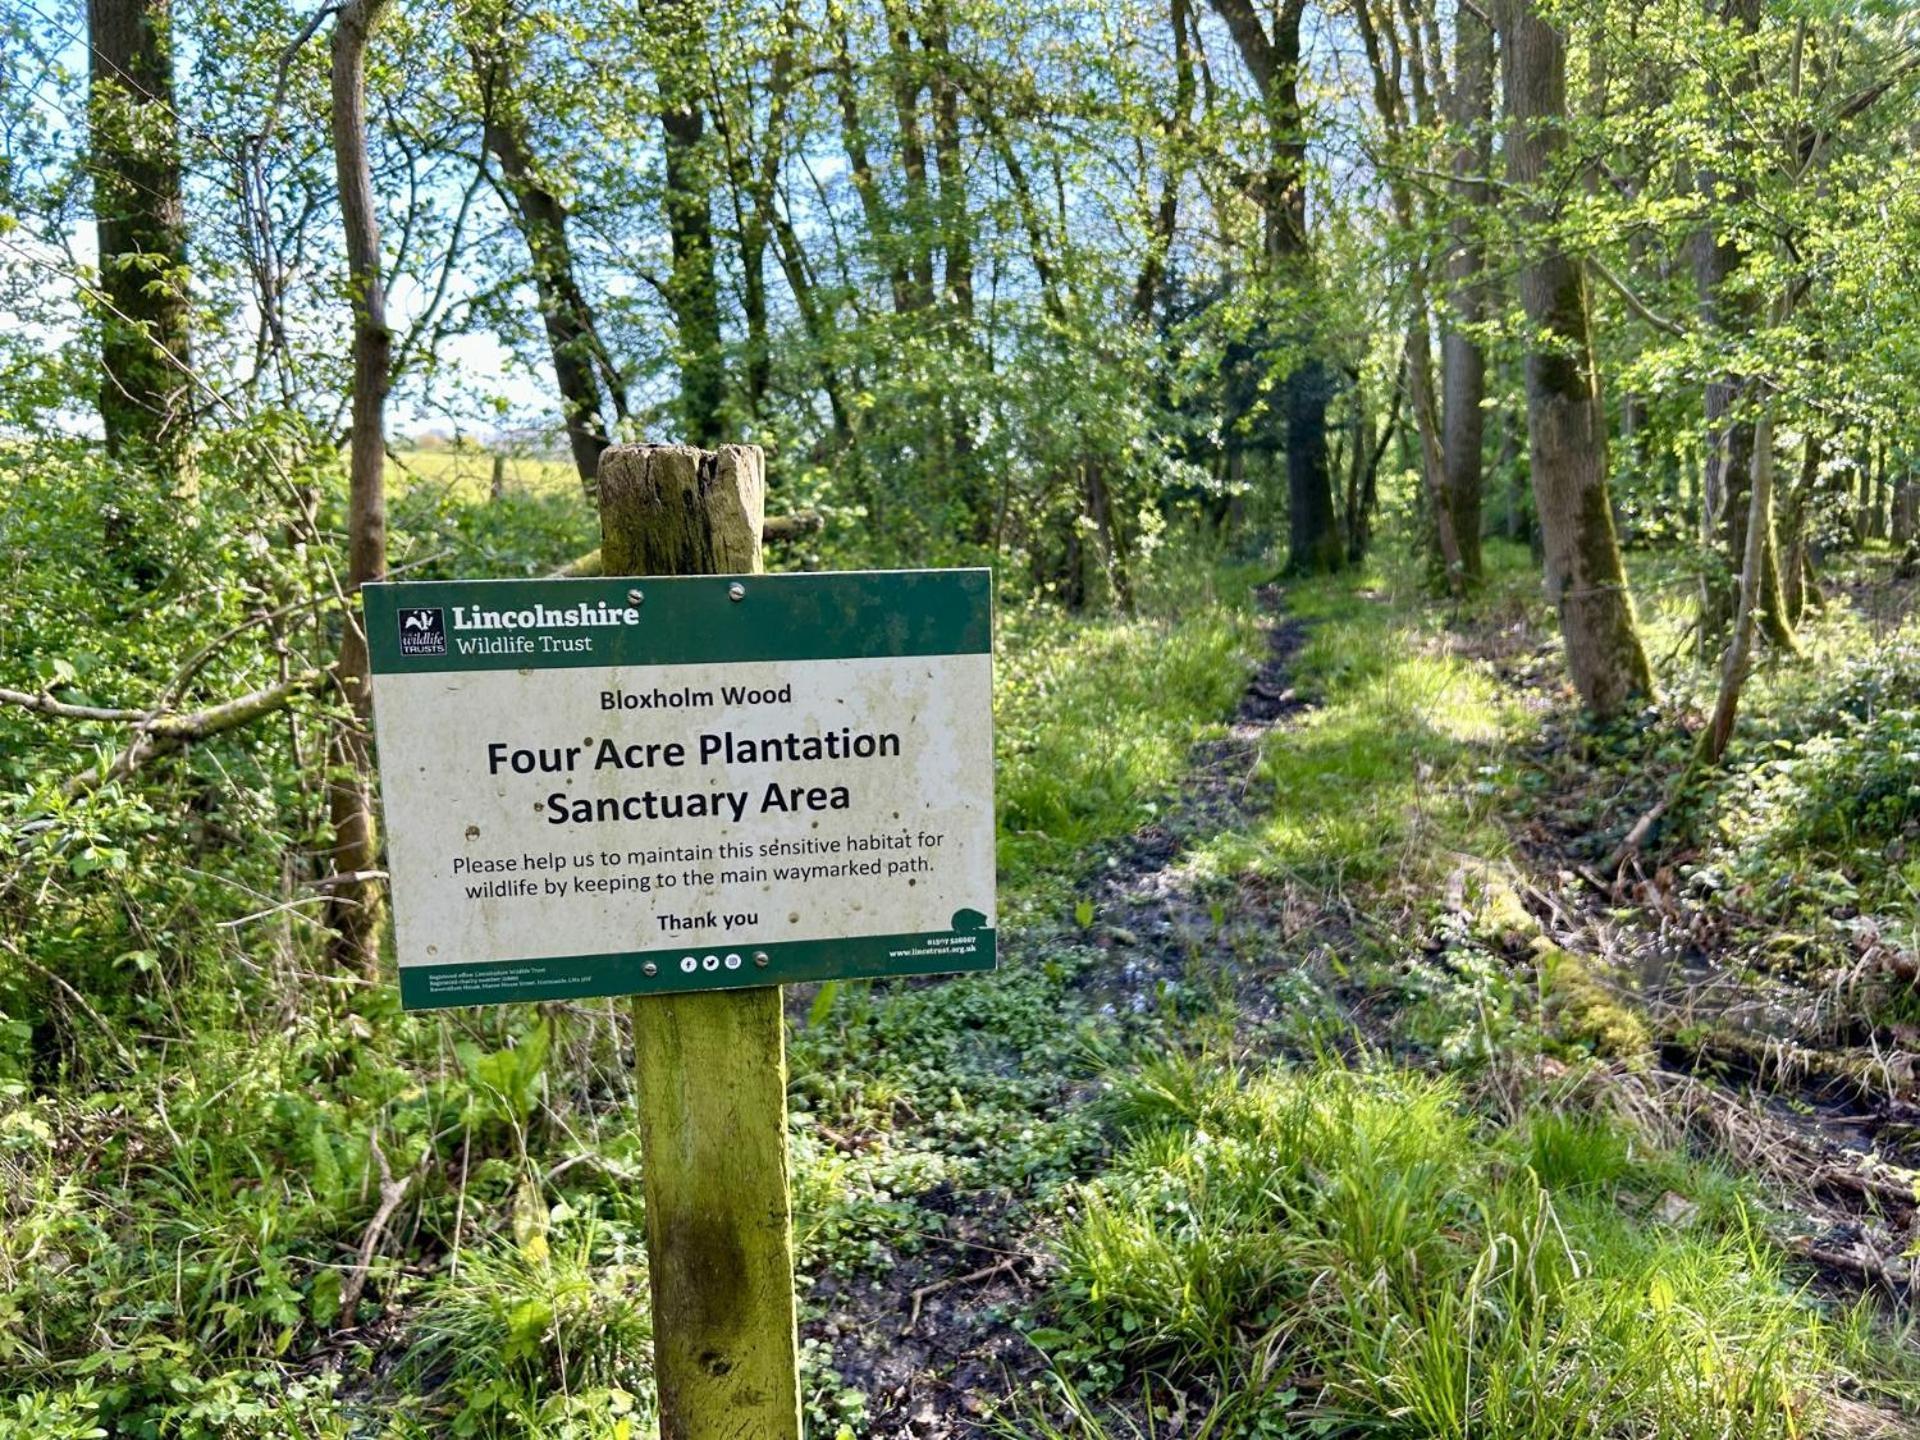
left=643, top=962, right=657, bottom=976
left=627, top=587, right=644, bottom=604
left=753, top=951, right=769, bottom=967
left=728, top=582, right=746, bottom=601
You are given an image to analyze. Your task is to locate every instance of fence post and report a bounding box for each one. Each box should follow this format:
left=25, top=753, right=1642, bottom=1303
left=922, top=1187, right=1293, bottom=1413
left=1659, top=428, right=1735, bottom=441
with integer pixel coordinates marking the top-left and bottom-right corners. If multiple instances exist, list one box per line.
left=598, top=442, right=803, bottom=1440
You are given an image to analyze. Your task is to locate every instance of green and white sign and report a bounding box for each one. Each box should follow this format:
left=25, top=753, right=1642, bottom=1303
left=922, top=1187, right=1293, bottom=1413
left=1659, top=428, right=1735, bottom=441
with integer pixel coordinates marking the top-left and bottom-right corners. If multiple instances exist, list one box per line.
left=364, top=570, right=995, bottom=1009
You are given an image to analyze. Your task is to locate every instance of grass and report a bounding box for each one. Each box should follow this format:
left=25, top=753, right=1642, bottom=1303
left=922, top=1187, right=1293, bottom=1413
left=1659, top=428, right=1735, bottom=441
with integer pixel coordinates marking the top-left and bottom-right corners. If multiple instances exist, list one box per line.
left=1187, top=547, right=1527, bottom=893
left=1037, top=1055, right=1889, bottom=1439
left=996, top=577, right=1264, bottom=892
left=386, top=448, right=583, bottom=504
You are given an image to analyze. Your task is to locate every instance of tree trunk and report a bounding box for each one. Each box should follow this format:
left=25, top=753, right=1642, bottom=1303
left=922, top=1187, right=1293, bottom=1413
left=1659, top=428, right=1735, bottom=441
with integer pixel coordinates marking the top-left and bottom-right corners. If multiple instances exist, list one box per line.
left=1349, top=0, right=1455, bottom=590
left=475, top=78, right=623, bottom=492
left=1209, top=0, right=1344, bottom=574
left=1134, top=0, right=1194, bottom=321
left=323, top=0, right=393, bottom=973
left=1780, top=429, right=1816, bottom=625
left=1701, top=411, right=1776, bottom=764
left=660, top=9, right=725, bottom=447
left=885, top=1, right=935, bottom=311
left=1497, top=0, right=1654, bottom=719
left=1441, top=0, right=1493, bottom=587
left=1406, top=325, right=1460, bottom=590
left=1870, top=439, right=1889, bottom=540
left=88, top=0, right=192, bottom=491
left=923, top=5, right=972, bottom=320
left=1693, top=0, right=1763, bottom=651
left=829, top=0, right=909, bottom=313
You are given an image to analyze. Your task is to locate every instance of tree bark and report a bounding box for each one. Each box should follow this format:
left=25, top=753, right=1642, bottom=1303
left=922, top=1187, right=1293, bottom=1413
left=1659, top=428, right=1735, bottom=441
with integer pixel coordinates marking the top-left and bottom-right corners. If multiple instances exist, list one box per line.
left=923, top=4, right=972, bottom=320
left=660, top=7, right=726, bottom=446
left=1441, top=0, right=1493, bottom=587
left=1893, top=474, right=1916, bottom=548
left=1134, top=0, right=1194, bottom=321
left=885, top=0, right=936, bottom=311
left=474, top=70, right=624, bottom=492
left=1497, top=0, right=1655, bottom=719
left=1693, top=0, right=1767, bottom=651
left=1349, top=0, right=1457, bottom=591
left=1870, top=440, right=1889, bottom=540
left=88, top=0, right=192, bottom=492
left=829, top=0, right=909, bottom=312
left=1209, top=0, right=1345, bottom=573
left=1701, top=411, right=1776, bottom=764
left=324, top=0, right=393, bottom=973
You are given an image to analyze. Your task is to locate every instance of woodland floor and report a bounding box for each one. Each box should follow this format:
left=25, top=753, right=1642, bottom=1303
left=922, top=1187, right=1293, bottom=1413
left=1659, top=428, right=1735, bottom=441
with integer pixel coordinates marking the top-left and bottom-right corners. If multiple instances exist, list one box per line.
left=7, top=550, right=1918, bottom=1438
left=808, top=576, right=1920, bottom=1438
left=807, top=595, right=1313, bottom=1436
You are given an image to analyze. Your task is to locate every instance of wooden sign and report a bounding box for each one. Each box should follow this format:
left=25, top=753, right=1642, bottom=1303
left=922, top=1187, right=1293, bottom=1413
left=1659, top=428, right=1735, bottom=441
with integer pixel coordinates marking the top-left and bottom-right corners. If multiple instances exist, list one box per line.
left=363, top=570, right=996, bottom=1009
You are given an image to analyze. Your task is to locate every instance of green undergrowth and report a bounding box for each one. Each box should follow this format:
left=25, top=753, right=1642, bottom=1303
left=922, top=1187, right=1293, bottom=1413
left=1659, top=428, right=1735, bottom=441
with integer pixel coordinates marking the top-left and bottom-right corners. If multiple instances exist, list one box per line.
left=996, top=561, right=1265, bottom=898
left=1553, top=548, right=1920, bottom=1000
left=1189, top=547, right=1526, bottom=893
left=1025, top=1055, right=1902, bottom=1440
left=8, top=498, right=1914, bottom=1438
left=0, top=515, right=1269, bottom=1436
left=1006, top=544, right=1918, bottom=1437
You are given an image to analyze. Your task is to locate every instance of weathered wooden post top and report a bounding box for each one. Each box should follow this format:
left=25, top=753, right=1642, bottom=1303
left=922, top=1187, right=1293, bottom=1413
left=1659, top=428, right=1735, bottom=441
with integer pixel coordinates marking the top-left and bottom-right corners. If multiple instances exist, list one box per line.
left=363, top=443, right=996, bottom=1438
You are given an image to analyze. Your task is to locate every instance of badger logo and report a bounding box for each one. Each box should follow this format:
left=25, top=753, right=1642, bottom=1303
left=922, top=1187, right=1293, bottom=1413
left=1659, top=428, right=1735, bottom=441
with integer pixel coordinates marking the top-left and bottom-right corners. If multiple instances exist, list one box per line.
left=397, top=607, right=446, bottom=656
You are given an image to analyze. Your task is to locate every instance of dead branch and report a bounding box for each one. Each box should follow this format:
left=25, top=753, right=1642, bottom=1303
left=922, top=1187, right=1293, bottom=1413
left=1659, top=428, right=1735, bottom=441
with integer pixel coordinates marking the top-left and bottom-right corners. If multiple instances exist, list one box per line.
left=904, top=1254, right=1021, bottom=1335
left=1603, top=797, right=1669, bottom=876
left=0, top=688, right=151, bottom=723
left=336, top=1135, right=417, bottom=1325
left=59, top=668, right=333, bottom=798
left=1792, top=1237, right=1915, bottom=1292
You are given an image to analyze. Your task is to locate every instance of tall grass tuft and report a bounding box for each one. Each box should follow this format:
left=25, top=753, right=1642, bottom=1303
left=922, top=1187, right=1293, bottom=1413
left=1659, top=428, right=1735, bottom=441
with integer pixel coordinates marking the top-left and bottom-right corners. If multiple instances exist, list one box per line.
left=1050, top=1059, right=1854, bottom=1439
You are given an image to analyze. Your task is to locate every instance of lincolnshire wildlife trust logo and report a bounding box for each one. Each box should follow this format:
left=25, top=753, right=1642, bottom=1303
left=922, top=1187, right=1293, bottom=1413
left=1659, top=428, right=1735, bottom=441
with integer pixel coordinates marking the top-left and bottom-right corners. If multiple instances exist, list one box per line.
left=397, top=607, right=447, bottom=656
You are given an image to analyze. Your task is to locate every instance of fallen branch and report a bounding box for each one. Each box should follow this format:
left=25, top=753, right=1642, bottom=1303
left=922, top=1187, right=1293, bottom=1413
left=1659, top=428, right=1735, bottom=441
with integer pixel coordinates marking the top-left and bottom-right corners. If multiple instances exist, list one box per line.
left=337, top=1135, right=417, bottom=1325
left=59, top=668, right=333, bottom=798
left=1792, top=1236, right=1914, bottom=1292
left=1602, top=797, right=1669, bottom=876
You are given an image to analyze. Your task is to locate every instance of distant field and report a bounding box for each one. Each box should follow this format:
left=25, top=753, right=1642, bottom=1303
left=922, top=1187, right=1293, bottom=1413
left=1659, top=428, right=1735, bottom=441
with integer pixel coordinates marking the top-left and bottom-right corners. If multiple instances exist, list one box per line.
left=386, top=449, right=580, bottom=502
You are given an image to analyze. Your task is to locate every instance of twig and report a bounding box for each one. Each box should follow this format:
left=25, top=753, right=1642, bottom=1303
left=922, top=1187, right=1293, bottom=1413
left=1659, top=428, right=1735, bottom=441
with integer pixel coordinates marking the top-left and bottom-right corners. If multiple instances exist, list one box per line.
left=304, top=869, right=389, bottom=889
left=337, top=1135, right=416, bottom=1325
left=904, top=1254, right=1021, bottom=1335
left=1603, top=797, right=1669, bottom=877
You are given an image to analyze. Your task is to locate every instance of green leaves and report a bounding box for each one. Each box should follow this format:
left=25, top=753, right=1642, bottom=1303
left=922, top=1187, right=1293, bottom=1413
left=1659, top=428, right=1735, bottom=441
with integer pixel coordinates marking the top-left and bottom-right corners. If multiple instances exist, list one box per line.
left=458, top=1020, right=551, bottom=1128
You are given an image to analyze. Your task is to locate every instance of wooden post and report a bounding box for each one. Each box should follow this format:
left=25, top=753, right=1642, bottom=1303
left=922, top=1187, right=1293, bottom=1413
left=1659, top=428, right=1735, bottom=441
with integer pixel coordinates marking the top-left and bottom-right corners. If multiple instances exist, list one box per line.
left=597, top=443, right=803, bottom=1440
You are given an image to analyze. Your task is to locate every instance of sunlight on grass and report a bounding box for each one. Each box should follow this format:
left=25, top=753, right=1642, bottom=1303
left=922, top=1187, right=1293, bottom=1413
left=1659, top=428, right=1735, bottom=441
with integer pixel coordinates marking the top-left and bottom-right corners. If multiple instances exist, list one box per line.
left=996, top=581, right=1264, bottom=893
left=387, top=448, right=582, bottom=503
left=1190, top=558, right=1522, bottom=890
left=1042, top=1055, right=1876, bottom=1440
